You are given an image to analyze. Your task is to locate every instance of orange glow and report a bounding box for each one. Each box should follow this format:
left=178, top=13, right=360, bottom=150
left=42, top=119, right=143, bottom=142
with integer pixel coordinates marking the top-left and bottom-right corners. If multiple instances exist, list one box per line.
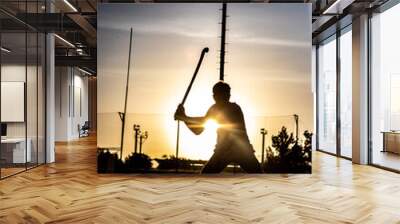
left=164, top=117, right=222, bottom=160
left=204, top=119, right=219, bottom=131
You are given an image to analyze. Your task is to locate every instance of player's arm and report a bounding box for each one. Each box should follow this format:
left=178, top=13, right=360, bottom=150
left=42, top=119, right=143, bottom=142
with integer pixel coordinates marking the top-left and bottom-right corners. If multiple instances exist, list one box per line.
left=234, top=104, right=247, bottom=130
left=174, top=104, right=208, bottom=135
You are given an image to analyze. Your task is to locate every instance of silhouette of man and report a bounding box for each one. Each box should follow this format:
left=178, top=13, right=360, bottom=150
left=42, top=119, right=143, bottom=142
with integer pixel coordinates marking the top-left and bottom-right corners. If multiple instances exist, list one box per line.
left=174, top=81, right=262, bottom=173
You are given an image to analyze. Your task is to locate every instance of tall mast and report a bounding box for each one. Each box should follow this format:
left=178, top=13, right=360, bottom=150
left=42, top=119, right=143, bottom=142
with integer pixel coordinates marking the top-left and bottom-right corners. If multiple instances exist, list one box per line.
left=120, top=28, right=133, bottom=159
left=219, top=2, right=227, bottom=81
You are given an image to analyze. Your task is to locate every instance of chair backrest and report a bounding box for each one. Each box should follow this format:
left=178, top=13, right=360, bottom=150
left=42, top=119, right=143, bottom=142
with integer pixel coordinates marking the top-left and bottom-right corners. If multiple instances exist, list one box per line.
left=82, top=121, right=90, bottom=129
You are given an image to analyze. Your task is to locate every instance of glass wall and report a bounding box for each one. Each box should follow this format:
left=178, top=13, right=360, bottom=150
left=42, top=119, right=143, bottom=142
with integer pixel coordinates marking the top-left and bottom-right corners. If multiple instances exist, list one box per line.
left=1, top=31, right=28, bottom=177
left=339, top=27, right=352, bottom=158
left=371, top=4, right=400, bottom=171
left=317, top=35, right=337, bottom=154
left=317, top=25, right=353, bottom=159
left=0, top=2, right=46, bottom=179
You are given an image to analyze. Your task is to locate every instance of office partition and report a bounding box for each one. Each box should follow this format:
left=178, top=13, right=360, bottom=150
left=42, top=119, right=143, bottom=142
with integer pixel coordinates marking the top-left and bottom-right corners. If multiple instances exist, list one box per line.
left=0, top=1, right=47, bottom=179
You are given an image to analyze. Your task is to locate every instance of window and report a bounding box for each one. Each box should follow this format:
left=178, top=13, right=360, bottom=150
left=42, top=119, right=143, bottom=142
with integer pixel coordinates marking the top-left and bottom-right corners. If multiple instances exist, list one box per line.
left=390, top=74, right=400, bottom=130
left=339, top=27, right=352, bottom=158
left=317, top=36, right=337, bottom=154
left=316, top=25, right=353, bottom=159
left=370, top=3, right=400, bottom=171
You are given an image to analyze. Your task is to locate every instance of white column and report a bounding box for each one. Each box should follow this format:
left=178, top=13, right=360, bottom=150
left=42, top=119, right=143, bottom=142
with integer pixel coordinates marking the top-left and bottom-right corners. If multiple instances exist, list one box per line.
left=46, top=33, right=55, bottom=163
left=45, top=0, right=55, bottom=163
left=352, top=14, right=369, bottom=164
left=312, top=45, right=317, bottom=151
left=55, top=67, right=73, bottom=141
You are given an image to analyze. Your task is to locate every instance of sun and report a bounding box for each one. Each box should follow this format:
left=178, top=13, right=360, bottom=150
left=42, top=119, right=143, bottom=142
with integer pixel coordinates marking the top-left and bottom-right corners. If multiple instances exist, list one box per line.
left=163, top=118, right=220, bottom=160
left=163, top=91, right=222, bottom=160
left=204, top=119, right=220, bottom=131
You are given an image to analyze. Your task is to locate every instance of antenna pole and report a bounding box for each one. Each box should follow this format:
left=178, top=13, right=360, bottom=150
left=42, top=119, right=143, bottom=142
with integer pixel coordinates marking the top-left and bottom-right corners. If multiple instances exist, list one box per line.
left=120, top=28, right=133, bottom=159
left=219, top=2, right=227, bottom=81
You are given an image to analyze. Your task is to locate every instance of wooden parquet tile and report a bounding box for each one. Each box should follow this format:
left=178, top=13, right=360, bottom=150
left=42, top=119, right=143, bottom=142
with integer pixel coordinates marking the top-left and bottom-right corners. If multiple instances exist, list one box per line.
left=1, top=135, right=400, bottom=223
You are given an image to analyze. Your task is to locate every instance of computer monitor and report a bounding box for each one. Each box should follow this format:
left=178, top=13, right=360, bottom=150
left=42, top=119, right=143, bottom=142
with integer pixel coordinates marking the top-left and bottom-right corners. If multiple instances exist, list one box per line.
left=1, top=123, right=7, bottom=137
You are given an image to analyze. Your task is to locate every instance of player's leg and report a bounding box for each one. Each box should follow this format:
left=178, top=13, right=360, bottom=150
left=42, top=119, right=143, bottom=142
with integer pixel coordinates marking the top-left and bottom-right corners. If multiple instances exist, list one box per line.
left=237, top=150, right=262, bottom=173
left=201, top=151, right=230, bottom=174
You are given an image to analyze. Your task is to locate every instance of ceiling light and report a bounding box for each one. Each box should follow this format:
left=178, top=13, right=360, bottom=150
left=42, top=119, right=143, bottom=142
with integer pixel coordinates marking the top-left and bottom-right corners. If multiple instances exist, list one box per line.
left=322, top=0, right=354, bottom=15
left=76, top=48, right=85, bottom=55
left=54, top=34, right=75, bottom=48
left=78, top=67, right=93, bottom=76
left=1, top=47, right=11, bottom=53
left=63, top=0, right=78, bottom=12
left=323, top=0, right=342, bottom=14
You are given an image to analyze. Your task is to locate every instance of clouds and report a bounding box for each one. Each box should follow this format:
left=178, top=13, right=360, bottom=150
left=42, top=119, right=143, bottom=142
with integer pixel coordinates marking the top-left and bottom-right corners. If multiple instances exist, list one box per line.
left=231, top=35, right=309, bottom=48
left=98, top=3, right=220, bottom=39
left=98, top=3, right=312, bottom=115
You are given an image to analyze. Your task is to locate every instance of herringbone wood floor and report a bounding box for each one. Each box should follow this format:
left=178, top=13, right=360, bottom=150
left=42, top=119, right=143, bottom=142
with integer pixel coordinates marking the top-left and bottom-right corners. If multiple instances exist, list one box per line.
left=1, top=135, right=400, bottom=224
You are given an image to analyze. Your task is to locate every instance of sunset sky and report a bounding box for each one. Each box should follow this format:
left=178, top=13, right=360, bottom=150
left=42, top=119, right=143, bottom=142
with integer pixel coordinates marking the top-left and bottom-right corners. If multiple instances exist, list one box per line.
left=97, top=4, right=312, bottom=160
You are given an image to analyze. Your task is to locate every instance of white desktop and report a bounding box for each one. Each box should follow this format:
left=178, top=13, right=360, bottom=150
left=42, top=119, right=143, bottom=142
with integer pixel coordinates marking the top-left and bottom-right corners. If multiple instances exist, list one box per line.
left=1, top=124, right=32, bottom=164
left=1, top=137, right=32, bottom=163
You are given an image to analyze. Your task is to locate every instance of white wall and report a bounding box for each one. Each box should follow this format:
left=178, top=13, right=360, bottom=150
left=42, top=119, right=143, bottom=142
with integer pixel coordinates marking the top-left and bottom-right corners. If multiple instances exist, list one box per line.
left=1, top=65, right=27, bottom=142
left=55, top=67, right=89, bottom=141
left=1, top=65, right=36, bottom=138
left=1, top=63, right=46, bottom=164
left=72, top=73, right=89, bottom=138
left=55, top=67, right=70, bottom=141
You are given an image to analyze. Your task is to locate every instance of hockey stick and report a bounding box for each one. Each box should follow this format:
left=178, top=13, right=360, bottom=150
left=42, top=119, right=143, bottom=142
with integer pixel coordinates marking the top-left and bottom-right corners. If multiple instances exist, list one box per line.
left=175, top=47, right=209, bottom=171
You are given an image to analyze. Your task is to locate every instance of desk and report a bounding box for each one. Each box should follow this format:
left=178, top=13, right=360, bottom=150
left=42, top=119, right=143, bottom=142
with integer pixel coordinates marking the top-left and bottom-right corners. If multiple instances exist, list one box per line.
left=382, top=131, right=400, bottom=154
left=1, top=138, right=31, bottom=163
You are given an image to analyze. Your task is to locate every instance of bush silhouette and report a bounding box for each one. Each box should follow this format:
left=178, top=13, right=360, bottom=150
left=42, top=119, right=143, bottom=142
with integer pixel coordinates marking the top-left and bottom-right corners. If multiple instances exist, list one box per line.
left=155, top=155, right=193, bottom=170
left=263, top=127, right=312, bottom=173
left=97, top=149, right=124, bottom=173
left=124, top=153, right=152, bottom=171
left=98, top=127, right=313, bottom=174
left=97, top=149, right=152, bottom=173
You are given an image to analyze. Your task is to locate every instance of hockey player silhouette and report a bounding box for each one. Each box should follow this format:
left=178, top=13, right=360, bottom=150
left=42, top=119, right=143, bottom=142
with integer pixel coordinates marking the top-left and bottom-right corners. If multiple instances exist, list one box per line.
left=175, top=81, right=262, bottom=173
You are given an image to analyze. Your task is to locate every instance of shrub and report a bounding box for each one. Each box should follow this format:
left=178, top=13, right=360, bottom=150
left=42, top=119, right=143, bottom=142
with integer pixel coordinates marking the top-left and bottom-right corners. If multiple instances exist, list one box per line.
left=97, top=149, right=152, bottom=173
left=97, top=149, right=124, bottom=173
left=155, top=155, right=193, bottom=170
left=124, top=153, right=152, bottom=171
left=262, top=127, right=312, bottom=173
